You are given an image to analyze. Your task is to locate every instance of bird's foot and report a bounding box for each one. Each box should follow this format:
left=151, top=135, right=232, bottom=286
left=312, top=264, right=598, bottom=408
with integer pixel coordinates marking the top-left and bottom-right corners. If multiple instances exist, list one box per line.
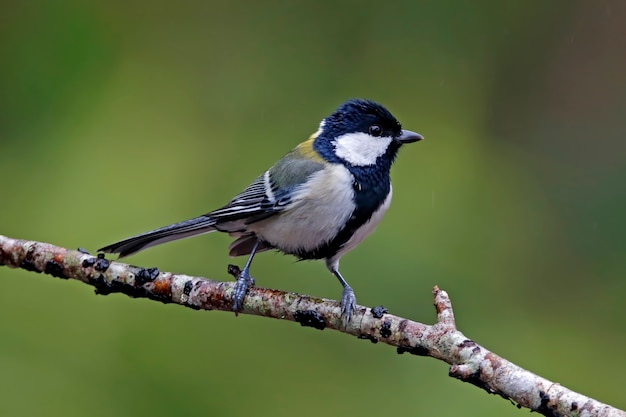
left=340, top=285, right=357, bottom=326
left=232, top=269, right=255, bottom=314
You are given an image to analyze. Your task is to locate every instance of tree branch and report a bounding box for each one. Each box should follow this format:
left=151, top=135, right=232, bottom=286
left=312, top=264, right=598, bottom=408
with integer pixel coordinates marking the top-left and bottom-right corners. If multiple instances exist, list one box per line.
left=0, top=234, right=623, bottom=417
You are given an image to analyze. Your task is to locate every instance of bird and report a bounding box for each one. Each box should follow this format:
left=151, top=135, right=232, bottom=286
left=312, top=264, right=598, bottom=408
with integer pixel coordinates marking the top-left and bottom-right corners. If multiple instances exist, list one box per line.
left=98, top=98, right=423, bottom=325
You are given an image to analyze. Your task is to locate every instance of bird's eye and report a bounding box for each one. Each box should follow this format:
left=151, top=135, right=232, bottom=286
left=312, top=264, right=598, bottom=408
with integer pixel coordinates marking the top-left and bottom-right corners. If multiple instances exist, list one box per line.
left=369, top=124, right=383, bottom=137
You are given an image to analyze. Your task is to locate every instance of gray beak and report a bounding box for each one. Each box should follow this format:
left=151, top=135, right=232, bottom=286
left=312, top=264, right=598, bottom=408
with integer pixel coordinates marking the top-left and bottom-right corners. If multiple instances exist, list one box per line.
left=395, top=129, right=424, bottom=144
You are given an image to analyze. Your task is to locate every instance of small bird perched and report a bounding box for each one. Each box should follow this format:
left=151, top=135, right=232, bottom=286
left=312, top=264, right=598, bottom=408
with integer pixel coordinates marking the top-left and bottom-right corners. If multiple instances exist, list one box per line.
left=99, top=99, right=423, bottom=324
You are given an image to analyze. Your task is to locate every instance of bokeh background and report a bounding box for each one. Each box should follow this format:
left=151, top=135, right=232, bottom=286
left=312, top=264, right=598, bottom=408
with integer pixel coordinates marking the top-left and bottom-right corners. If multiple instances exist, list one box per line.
left=1, top=1, right=625, bottom=416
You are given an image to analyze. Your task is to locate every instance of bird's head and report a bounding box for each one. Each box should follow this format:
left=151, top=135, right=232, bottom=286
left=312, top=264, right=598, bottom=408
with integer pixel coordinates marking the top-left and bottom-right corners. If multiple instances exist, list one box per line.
left=313, top=99, right=423, bottom=168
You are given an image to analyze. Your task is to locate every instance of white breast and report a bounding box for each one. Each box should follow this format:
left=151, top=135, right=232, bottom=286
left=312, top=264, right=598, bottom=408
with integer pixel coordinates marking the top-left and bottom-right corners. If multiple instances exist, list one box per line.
left=249, top=164, right=356, bottom=254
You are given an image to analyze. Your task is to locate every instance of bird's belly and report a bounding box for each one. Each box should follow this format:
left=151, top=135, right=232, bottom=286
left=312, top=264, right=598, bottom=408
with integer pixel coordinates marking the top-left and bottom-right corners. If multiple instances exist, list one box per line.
left=249, top=165, right=356, bottom=255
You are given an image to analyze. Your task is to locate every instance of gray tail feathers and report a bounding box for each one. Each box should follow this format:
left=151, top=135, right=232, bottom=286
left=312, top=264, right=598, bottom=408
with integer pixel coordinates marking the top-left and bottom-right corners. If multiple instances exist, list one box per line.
left=98, top=216, right=217, bottom=258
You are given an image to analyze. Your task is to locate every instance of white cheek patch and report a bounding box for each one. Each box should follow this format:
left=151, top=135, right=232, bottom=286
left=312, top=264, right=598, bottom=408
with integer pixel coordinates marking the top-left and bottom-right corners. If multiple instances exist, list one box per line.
left=333, top=132, right=393, bottom=166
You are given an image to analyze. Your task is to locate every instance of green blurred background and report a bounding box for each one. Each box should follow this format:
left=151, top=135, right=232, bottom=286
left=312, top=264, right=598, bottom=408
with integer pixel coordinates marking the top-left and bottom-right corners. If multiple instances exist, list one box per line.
left=1, top=1, right=625, bottom=416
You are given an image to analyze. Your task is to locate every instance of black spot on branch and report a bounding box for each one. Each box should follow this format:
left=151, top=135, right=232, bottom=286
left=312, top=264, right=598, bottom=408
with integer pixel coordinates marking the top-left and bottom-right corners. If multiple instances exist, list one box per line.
left=144, top=290, right=172, bottom=304
left=451, top=367, right=511, bottom=402
left=82, top=257, right=96, bottom=268
left=90, top=272, right=173, bottom=304
left=371, top=305, right=388, bottom=318
left=397, top=345, right=429, bottom=356
left=458, top=339, right=482, bottom=355
left=183, top=280, right=193, bottom=296
left=294, top=310, right=326, bottom=330
left=535, top=390, right=560, bottom=417
left=91, top=274, right=122, bottom=296
left=450, top=368, right=488, bottom=392
left=458, top=339, right=477, bottom=349
left=94, top=258, right=110, bottom=272
left=227, top=264, right=241, bottom=277
left=380, top=320, right=392, bottom=338
left=358, top=334, right=379, bottom=344
left=136, top=267, right=159, bottom=285
left=20, top=258, right=40, bottom=273
left=538, top=390, right=545, bottom=399
left=44, top=260, right=67, bottom=279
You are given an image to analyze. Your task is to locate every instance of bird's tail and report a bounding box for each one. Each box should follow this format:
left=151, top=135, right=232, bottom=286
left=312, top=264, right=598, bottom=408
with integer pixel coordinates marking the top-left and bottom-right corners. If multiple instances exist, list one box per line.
left=98, top=216, right=217, bottom=258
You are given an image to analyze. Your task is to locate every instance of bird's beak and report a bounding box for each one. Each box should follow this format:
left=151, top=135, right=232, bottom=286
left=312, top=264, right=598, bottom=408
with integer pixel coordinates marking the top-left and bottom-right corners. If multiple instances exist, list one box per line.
left=395, top=129, right=424, bottom=144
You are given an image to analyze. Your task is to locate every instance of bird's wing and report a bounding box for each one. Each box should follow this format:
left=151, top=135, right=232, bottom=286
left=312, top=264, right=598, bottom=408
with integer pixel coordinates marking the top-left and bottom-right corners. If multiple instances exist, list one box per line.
left=97, top=172, right=286, bottom=258
left=208, top=173, right=279, bottom=225
left=99, top=147, right=326, bottom=258
left=208, top=150, right=326, bottom=232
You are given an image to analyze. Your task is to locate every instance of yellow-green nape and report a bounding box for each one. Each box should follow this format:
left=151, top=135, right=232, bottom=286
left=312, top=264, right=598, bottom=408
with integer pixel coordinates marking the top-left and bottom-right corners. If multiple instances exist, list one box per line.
left=295, top=134, right=325, bottom=163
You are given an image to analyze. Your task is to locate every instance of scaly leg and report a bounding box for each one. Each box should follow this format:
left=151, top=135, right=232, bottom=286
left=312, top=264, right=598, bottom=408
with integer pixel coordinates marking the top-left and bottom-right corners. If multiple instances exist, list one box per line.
left=330, top=265, right=357, bottom=326
left=232, top=238, right=260, bottom=314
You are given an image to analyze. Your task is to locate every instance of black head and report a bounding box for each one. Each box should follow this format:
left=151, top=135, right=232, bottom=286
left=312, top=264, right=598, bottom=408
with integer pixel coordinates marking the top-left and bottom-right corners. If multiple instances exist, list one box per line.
left=313, top=99, right=422, bottom=167
left=324, top=99, right=403, bottom=140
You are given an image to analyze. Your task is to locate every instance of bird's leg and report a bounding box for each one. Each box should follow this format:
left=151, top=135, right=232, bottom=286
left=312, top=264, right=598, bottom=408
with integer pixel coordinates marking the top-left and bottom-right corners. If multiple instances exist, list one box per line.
left=331, top=268, right=357, bottom=326
left=232, top=238, right=260, bottom=314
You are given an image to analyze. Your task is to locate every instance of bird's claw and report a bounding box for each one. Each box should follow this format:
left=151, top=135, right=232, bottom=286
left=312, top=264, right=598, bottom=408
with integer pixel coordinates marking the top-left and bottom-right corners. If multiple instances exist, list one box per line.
left=232, top=270, right=254, bottom=314
left=340, top=286, right=357, bottom=326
